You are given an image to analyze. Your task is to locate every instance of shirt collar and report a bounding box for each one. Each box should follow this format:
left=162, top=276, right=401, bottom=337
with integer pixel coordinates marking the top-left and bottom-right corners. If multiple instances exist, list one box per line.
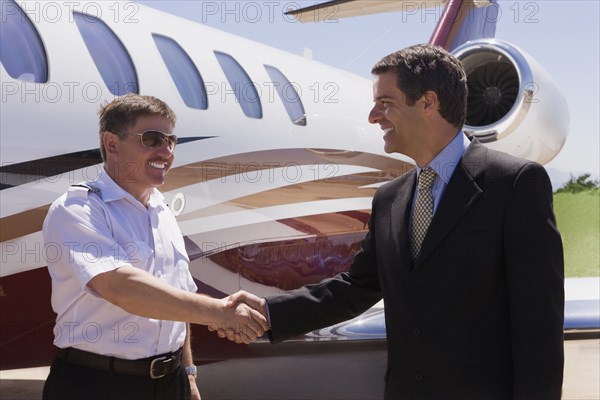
left=95, top=167, right=164, bottom=206
left=416, top=131, right=469, bottom=184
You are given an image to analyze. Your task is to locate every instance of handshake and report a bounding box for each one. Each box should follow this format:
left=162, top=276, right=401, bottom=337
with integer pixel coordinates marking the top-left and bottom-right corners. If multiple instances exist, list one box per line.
left=208, top=291, right=269, bottom=344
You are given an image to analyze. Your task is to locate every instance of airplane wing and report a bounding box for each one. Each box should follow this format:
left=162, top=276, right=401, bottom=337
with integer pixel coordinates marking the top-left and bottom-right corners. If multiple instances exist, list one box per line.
left=286, top=0, right=497, bottom=51
left=285, top=0, right=442, bottom=22
left=285, top=0, right=490, bottom=23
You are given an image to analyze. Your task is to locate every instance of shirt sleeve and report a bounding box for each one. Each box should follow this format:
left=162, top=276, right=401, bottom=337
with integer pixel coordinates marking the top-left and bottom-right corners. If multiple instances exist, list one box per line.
left=43, top=192, right=131, bottom=295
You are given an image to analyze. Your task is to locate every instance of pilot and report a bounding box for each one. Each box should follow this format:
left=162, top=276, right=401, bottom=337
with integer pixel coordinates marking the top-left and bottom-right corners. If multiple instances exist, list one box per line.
left=42, top=94, right=268, bottom=400
left=222, top=44, right=564, bottom=399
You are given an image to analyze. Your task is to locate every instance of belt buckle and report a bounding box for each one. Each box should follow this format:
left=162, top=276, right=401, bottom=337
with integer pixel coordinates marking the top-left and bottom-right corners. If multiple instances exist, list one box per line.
left=150, top=355, right=171, bottom=379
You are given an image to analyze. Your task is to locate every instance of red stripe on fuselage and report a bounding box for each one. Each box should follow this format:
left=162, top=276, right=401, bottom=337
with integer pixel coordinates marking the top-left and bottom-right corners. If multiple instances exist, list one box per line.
left=429, top=0, right=465, bottom=48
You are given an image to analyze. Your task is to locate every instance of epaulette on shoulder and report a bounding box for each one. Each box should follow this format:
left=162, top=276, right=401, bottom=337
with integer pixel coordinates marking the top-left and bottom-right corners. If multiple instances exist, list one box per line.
left=68, top=183, right=101, bottom=199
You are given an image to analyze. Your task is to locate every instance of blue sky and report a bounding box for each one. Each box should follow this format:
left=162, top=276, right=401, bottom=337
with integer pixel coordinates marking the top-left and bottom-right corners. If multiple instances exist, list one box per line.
left=139, top=0, right=600, bottom=176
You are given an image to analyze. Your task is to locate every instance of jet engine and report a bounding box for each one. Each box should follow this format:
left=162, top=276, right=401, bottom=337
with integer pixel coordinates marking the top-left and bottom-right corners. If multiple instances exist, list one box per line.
left=452, top=39, right=569, bottom=164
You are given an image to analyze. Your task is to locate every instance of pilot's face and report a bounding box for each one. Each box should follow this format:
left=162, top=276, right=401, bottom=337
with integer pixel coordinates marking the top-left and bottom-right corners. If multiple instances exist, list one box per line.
left=368, top=71, right=423, bottom=158
left=107, top=115, right=174, bottom=204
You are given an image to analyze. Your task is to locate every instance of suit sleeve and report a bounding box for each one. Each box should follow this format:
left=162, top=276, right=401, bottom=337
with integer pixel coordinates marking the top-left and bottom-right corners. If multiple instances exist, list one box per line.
left=504, top=162, right=564, bottom=399
left=267, top=197, right=383, bottom=343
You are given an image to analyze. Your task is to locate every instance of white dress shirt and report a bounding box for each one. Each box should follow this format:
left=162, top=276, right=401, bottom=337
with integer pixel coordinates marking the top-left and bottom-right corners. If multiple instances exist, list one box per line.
left=43, top=168, right=197, bottom=359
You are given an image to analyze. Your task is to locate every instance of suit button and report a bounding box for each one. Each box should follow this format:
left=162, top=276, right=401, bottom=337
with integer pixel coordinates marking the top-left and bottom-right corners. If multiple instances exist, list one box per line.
left=414, top=373, right=423, bottom=382
left=412, top=327, right=421, bottom=336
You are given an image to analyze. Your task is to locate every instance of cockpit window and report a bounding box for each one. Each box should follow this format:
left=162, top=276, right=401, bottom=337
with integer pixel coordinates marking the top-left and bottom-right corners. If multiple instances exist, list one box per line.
left=0, top=0, right=48, bottom=82
left=73, top=12, right=138, bottom=95
left=214, top=51, right=262, bottom=119
left=152, top=34, right=208, bottom=110
left=264, top=65, right=306, bottom=126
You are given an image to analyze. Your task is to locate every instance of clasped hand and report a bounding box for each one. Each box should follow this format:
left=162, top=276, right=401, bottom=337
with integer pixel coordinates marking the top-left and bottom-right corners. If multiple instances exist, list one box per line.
left=208, top=291, right=268, bottom=344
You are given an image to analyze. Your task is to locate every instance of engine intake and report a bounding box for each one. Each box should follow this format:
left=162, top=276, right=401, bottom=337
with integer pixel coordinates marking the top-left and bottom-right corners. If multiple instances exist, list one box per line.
left=467, top=60, right=519, bottom=127
left=452, top=39, right=568, bottom=164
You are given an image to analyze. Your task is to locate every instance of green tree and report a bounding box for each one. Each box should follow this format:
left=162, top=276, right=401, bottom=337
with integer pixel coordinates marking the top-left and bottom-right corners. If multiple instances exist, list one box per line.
left=555, top=173, right=600, bottom=194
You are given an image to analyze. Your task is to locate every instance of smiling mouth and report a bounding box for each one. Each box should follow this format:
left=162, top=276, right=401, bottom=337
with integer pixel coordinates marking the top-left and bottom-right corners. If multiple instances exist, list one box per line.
left=383, top=127, right=394, bottom=135
left=148, top=161, right=166, bottom=169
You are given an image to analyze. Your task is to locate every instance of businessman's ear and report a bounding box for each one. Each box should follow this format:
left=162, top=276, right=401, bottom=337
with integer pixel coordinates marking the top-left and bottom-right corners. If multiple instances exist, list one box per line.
left=420, top=91, right=439, bottom=113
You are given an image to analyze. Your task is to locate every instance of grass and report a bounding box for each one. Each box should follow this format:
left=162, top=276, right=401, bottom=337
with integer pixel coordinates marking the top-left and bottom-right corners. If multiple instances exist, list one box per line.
left=553, top=189, right=600, bottom=277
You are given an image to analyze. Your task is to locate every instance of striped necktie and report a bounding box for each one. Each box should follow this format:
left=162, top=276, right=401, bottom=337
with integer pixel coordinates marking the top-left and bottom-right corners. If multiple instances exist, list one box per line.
left=410, top=168, right=436, bottom=261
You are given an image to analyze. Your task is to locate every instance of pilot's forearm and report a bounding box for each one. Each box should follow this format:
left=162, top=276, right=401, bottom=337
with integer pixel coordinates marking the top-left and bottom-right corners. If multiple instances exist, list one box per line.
left=87, top=265, right=226, bottom=326
left=183, top=324, right=194, bottom=367
left=183, top=324, right=201, bottom=399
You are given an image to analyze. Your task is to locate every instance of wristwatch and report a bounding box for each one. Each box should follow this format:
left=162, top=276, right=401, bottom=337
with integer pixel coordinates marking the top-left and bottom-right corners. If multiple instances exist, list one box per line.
left=185, top=365, right=197, bottom=378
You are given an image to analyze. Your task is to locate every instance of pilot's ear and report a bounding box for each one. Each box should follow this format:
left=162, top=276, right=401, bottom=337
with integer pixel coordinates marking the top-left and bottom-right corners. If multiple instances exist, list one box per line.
left=103, top=131, right=119, bottom=155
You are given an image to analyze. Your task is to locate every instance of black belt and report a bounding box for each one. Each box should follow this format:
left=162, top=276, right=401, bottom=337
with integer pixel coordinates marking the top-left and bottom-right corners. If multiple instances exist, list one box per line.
left=57, top=347, right=183, bottom=379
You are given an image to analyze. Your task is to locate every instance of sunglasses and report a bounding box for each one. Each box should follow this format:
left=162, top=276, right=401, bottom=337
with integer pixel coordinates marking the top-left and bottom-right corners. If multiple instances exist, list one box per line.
left=118, top=130, right=177, bottom=150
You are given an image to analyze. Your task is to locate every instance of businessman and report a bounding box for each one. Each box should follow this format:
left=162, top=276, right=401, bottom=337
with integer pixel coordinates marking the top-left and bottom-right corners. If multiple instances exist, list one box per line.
left=225, top=44, right=564, bottom=399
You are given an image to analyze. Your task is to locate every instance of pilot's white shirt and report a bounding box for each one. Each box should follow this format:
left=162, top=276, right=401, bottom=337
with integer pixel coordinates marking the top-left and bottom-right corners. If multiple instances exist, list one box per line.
left=43, top=168, right=197, bottom=359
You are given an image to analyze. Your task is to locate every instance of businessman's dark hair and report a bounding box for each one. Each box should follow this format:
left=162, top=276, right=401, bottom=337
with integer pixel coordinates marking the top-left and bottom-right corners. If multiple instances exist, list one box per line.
left=372, top=44, right=467, bottom=128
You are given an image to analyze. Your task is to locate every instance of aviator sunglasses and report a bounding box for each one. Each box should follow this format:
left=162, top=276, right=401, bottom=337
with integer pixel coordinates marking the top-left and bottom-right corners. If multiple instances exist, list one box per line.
left=118, top=130, right=178, bottom=151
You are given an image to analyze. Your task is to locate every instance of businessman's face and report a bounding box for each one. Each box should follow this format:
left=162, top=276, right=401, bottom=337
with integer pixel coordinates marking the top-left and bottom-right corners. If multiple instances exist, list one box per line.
left=368, top=71, right=423, bottom=158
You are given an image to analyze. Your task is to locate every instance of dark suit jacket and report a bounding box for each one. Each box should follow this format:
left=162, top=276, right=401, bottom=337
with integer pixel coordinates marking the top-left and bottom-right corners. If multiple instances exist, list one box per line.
left=267, top=140, right=564, bottom=399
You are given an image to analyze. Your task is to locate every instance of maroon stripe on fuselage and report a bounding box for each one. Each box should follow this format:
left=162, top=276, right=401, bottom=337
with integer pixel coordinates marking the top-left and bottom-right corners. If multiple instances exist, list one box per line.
left=206, top=229, right=367, bottom=291
left=0, top=268, right=56, bottom=369
left=429, top=0, right=465, bottom=48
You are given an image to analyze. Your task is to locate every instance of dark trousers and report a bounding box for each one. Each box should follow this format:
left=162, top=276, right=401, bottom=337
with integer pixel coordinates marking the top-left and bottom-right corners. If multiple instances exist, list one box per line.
left=43, top=357, right=191, bottom=400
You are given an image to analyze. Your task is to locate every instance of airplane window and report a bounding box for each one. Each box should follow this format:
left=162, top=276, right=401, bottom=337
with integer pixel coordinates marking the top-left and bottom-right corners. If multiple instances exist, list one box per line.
left=214, top=51, right=262, bottom=119
left=264, top=65, right=307, bottom=126
left=73, top=12, right=138, bottom=95
left=0, top=0, right=48, bottom=82
left=152, top=34, right=208, bottom=110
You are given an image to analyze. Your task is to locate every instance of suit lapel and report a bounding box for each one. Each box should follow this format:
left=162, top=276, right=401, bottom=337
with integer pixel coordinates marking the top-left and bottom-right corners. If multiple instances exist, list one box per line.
left=390, top=169, right=416, bottom=266
left=414, top=141, right=485, bottom=269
